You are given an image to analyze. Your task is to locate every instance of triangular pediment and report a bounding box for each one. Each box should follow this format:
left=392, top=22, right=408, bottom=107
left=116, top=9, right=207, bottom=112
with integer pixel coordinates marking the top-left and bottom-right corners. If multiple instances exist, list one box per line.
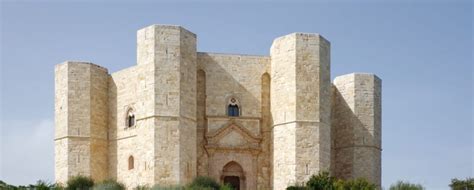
left=206, top=121, right=261, bottom=150
left=218, top=130, right=246, bottom=147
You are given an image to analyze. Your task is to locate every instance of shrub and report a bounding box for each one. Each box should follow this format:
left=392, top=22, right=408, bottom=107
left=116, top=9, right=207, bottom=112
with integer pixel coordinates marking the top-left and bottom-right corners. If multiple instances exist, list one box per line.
left=306, top=171, right=336, bottom=189
left=135, top=185, right=150, bottom=190
left=35, top=180, right=53, bottom=190
left=286, top=171, right=377, bottom=190
left=151, top=184, right=184, bottom=190
left=67, top=175, right=94, bottom=190
left=450, top=178, right=474, bottom=190
left=286, top=184, right=308, bottom=190
left=218, top=184, right=234, bottom=190
left=94, top=179, right=125, bottom=190
left=187, top=176, right=220, bottom=190
left=345, top=178, right=376, bottom=190
left=52, top=183, right=66, bottom=190
left=389, top=181, right=424, bottom=190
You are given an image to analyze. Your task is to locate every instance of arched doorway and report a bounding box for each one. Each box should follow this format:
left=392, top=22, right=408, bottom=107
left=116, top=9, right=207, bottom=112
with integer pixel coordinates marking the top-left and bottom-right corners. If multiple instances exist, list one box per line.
left=221, top=161, right=245, bottom=190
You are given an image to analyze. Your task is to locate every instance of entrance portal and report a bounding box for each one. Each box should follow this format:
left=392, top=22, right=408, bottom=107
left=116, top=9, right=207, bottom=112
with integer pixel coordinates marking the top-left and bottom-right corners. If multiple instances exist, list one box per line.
left=223, top=176, right=240, bottom=190
left=221, top=161, right=245, bottom=190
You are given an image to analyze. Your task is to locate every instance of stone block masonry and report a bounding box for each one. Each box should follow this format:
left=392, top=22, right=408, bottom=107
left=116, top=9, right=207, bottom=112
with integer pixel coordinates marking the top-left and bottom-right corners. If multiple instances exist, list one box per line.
left=55, top=24, right=382, bottom=189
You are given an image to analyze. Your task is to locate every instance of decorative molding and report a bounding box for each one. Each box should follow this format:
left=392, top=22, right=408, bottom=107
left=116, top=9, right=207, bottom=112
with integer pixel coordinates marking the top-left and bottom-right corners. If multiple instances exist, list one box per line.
left=205, top=121, right=262, bottom=154
left=111, top=135, right=138, bottom=141
left=54, top=136, right=107, bottom=141
left=206, top=115, right=261, bottom=121
left=272, top=120, right=330, bottom=128
left=334, top=145, right=382, bottom=151
left=137, top=115, right=197, bottom=122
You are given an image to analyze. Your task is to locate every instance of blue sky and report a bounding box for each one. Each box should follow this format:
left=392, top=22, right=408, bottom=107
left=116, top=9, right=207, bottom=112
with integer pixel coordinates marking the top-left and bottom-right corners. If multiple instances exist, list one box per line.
left=0, top=0, right=472, bottom=189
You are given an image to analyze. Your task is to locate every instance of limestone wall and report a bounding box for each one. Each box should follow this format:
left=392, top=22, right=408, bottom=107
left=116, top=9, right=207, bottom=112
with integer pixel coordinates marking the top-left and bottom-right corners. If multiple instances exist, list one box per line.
left=197, top=53, right=270, bottom=118
left=54, top=62, right=109, bottom=184
left=178, top=27, right=198, bottom=184
left=54, top=63, right=68, bottom=183
left=332, top=73, right=382, bottom=186
left=271, top=33, right=331, bottom=189
left=137, top=25, right=198, bottom=185
left=55, top=24, right=382, bottom=190
left=196, top=70, right=208, bottom=176
left=196, top=52, right=271, bottom=189
left=90, top=63, right=109, bottom=181
left=108, top=25, right=199, bottom=187
left=108, top=63, right=156, bottom=187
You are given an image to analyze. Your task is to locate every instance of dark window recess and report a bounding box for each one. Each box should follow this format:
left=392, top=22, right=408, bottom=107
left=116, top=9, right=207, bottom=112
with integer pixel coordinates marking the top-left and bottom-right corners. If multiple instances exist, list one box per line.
left=228, top=105, right=240, bottom=117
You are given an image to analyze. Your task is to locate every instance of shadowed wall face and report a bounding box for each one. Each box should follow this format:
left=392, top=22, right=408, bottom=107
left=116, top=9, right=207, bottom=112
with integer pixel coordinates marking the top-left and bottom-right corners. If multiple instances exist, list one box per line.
left=332, top=73, right=382, bottom=186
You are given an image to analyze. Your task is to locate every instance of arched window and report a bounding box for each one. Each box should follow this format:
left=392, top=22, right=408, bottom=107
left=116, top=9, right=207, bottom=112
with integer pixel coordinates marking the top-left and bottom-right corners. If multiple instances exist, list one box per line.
left=227, top=97, right=240, bottom=117
left=126, top=108, right=135, bottom=128
left=128, top=156, right=134, bottom=170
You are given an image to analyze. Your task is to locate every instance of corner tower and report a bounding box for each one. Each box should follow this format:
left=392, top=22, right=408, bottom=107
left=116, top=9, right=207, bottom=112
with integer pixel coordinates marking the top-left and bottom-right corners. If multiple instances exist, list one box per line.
left=54, top=62, right=109, bottom=183
left=270, top=33, right=331, bottom=189
left=331, top=73, right=382, bottom=186
left=137, top=25, right=198, bottom=185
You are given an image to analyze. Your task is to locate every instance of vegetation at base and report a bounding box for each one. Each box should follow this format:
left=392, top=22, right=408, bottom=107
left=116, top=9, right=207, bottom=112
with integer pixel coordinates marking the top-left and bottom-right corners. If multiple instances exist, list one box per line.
left=0, top=180, right=64, bottom=190
left=389, top=181, right=424, bottom=190
left=187, top=176, right=221, bottom=190
left=450, top=178, right=474, bottom=190
left=286, top=171, right=376, bottom=190
left=285, top=183, right=307, bottom=190
left=147, top=176, right=232, bottom=190
left=2, top=175, right=473, bottom=190
left=93, top=179, right=125, bottom=190
left=150, top=184, right=185, bottom=190
left=66, top=175, right=94, bottom=190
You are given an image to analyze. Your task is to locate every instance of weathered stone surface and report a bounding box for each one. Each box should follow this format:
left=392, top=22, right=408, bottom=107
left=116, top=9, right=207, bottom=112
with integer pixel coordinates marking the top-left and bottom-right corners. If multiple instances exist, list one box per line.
left=55, top=24, right=382, bottom=190
left=332, top=73, right=382, bottom=186
left=270, top=33, right=331, bottom=189
left=54, top=62, right=108, bottom=184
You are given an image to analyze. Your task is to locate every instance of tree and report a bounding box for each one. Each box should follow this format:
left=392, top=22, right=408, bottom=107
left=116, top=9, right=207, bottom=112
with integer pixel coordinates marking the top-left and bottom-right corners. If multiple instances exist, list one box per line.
left=450, top=178, right=474, bottom=190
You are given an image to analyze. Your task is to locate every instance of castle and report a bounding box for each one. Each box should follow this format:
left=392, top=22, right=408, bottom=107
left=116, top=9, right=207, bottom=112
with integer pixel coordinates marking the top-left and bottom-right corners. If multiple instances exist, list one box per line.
left=54, top=24, right=382, bottom=190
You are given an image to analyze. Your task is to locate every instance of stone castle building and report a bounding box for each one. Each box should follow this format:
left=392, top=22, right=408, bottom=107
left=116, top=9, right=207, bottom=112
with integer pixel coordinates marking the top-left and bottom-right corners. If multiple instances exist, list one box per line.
left=55, top=24, right=382, bottom=190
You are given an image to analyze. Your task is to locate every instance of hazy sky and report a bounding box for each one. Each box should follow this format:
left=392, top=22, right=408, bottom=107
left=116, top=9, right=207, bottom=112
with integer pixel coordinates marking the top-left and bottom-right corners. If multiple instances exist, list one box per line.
left=1, top=0, right=472, bottom=189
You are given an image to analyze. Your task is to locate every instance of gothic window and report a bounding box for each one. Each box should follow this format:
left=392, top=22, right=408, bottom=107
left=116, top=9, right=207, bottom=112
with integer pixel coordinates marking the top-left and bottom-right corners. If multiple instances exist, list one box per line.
left=128, top=156, right=134, bottom=170
left=126, top=108, right=135, bottom=128
left=227, top=97, right=240, bottom=117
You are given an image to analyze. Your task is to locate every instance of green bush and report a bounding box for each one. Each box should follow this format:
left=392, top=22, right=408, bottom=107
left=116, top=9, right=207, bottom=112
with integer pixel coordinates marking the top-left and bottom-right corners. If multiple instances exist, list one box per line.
left=151, top=184, right=184, bottom=190
left=286, top=184, right=308, bottom=190
left=52, top=183, right=66, bottom=190
left=93, top=179, right=125, bottom=190
left=285, top=171, right=377, bottom=190
left=306, top=171, right=336, bottom=189
left=135, top=185, right=150, bottom=190
left=187, top=176, right=220, bottom=190
left=389, top=181, right=424, bottom=190
left=35, top=180, right=53, bottom=190
left=67, top=175, right=94, bottom=190
left=218, top=184, right=234, bottom=190
left=344, top=178, right=376, bottom=190
left=450, top=178, right=474, bottom=190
